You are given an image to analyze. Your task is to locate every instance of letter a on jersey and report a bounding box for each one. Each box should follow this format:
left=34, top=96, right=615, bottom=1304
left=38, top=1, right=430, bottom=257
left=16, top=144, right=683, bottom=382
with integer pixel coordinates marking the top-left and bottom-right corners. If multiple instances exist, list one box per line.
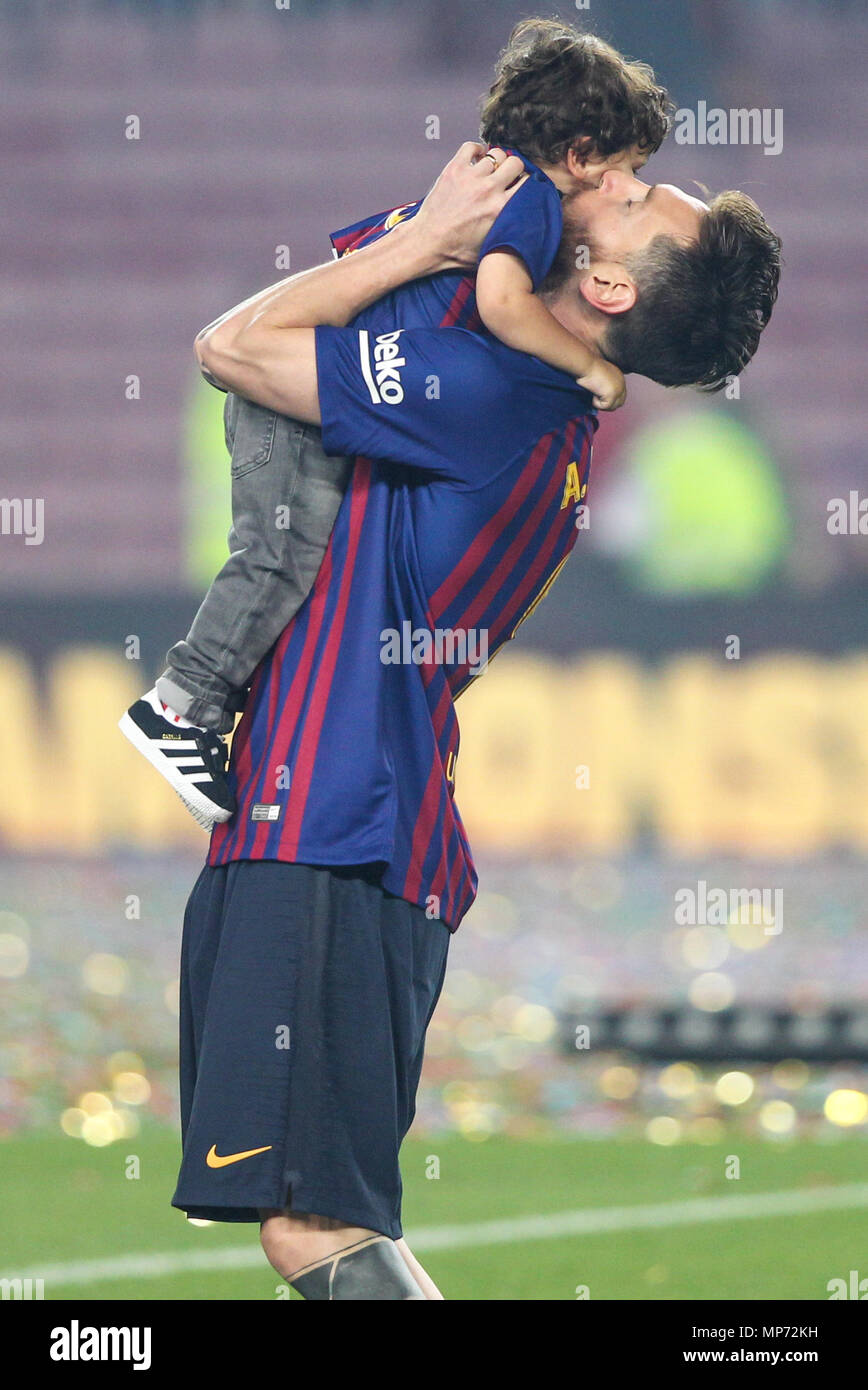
left=560, top=461, right=585, bottom=510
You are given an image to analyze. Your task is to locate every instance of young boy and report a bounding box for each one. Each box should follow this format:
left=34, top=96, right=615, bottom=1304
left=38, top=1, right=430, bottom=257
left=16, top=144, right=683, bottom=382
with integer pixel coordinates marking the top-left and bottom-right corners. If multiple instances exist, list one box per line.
left=120, top=19, right=669, bottom=828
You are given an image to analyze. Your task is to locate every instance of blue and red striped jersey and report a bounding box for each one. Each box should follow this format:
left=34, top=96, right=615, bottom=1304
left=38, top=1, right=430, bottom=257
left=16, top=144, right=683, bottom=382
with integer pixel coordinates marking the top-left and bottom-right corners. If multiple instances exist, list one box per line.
left=209, top=246, right=596, bottom=931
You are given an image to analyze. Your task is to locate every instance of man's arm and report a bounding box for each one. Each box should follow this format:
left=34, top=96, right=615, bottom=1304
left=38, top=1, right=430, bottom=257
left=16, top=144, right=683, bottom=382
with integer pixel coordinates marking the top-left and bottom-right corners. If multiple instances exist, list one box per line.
left=195, top=143, right=526, bottom=419
left=195, top=225, right=436, bottom=419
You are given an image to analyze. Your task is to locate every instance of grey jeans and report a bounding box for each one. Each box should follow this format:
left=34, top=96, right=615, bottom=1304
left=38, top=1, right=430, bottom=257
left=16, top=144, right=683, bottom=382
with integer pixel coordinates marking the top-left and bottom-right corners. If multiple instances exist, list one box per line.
left=157, top=394, right=352, bottom=733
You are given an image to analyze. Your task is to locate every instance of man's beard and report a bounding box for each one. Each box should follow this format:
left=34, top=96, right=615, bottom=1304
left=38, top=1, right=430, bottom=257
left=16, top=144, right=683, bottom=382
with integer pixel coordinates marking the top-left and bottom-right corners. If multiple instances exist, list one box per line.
left=538, top=203, right=598, bottom=299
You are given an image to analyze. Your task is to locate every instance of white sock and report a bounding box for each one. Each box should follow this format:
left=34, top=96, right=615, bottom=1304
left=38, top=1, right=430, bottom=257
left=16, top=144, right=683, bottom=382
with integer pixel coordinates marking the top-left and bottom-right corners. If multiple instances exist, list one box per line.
left=144, top=686, right=198, bottom=730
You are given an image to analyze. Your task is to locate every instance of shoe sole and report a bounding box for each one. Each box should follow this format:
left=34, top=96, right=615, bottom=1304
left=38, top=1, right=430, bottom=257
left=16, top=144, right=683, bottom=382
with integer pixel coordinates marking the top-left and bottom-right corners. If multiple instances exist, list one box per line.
left=118, top=711, right=234, bottom=831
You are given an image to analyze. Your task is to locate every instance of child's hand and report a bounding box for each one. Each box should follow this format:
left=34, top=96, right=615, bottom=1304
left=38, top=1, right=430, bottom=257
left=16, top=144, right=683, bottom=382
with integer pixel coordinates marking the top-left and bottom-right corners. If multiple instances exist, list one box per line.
left=577, top=358, right=627, bottom=411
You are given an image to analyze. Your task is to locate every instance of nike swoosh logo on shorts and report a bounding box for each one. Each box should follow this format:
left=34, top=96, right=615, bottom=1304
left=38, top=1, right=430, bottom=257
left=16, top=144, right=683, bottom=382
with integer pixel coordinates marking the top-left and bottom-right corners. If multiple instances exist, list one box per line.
left=206, top=1143, right=273, bottom=1168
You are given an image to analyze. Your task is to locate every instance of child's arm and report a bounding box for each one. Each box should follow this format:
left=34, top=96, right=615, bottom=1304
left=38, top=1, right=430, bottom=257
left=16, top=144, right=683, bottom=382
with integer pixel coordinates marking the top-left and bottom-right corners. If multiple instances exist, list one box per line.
left=475, top=250, right=626, bottom=410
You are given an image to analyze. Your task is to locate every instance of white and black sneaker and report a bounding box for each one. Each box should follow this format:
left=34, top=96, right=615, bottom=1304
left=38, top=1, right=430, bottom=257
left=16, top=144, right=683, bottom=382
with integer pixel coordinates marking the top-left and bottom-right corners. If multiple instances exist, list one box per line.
left=118, top=687, right=236, bottom=830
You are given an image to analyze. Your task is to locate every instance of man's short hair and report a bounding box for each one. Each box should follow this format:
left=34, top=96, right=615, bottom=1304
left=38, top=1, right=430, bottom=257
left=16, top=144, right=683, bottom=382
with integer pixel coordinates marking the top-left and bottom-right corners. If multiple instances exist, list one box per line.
left=604, top=191, right=783, bottom=390
left=480, top=18, right=670, bottom=165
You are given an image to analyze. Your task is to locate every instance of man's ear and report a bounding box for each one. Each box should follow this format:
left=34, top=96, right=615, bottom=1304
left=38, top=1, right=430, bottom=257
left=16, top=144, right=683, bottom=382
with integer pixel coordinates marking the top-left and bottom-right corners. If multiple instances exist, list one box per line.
left=578, top=263, right=637, bottom=316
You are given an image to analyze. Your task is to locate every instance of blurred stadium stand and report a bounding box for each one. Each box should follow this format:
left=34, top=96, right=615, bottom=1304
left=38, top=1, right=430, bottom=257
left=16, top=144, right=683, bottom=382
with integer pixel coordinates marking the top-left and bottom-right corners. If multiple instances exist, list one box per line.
left=0, top=1, right=865, bottom=597
left=1, top=1, right=866, bottom=1144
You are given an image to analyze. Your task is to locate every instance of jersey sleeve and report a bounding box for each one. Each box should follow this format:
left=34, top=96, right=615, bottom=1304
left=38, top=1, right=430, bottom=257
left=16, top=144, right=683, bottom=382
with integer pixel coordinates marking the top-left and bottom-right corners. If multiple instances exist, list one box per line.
left=477, top=175, right=564, bottom=290
left=330, top=201, right=422, bottom=258
left=315, top=324, right=521, bottom=485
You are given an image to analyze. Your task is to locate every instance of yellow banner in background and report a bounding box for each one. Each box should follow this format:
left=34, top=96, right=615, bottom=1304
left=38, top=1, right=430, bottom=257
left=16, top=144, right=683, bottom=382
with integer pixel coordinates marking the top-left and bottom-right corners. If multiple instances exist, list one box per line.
left=1, top=647, right=866, bottom=855
left=458, top=652, right=868, bottom=855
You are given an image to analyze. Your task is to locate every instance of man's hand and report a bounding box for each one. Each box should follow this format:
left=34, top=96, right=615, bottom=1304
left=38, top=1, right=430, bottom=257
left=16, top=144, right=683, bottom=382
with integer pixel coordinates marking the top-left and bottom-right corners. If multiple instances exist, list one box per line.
left=410, top=142, right=528, bottom=271
left=195, top=143, right=529, bottom=418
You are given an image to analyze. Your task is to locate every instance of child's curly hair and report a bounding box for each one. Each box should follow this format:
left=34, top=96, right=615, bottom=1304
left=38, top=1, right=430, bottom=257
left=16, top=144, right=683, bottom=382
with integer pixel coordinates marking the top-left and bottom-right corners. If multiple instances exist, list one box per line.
left=480, top=18, right=671, bottom=165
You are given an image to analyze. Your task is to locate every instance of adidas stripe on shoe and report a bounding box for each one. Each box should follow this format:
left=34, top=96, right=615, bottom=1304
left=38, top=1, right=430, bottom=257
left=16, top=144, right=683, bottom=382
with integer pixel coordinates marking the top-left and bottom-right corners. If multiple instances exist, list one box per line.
left=118, top=688, right=236, bottom=830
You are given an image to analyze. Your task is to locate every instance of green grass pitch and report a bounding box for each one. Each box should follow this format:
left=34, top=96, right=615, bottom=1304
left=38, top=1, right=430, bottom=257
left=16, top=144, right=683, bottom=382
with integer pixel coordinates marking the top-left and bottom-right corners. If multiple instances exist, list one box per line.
left=1, top=1127, right=866, bottom=1300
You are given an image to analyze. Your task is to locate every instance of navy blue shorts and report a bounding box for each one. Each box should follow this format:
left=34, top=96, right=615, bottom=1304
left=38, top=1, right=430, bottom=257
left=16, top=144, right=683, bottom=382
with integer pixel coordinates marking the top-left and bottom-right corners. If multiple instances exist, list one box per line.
left=171, top=860, right=449, bottom=1239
